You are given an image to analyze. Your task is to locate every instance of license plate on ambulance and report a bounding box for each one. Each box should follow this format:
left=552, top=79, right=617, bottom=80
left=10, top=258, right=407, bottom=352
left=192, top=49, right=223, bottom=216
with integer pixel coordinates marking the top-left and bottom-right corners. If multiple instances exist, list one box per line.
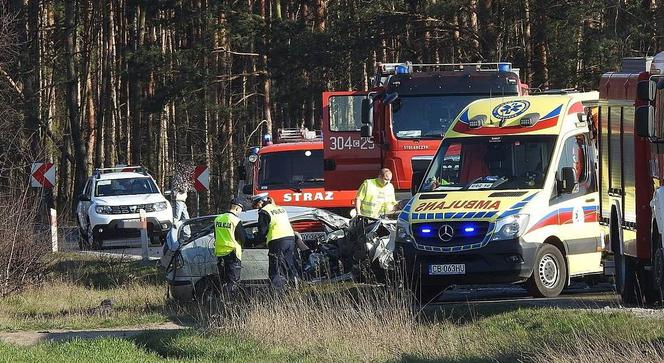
left=428, top=264, right=466, bottom=275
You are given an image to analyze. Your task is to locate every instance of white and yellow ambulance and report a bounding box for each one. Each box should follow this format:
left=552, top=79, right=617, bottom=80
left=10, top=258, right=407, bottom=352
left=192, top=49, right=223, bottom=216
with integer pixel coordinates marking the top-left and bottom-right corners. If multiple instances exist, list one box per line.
left=396, top=93, right=603, bottom=300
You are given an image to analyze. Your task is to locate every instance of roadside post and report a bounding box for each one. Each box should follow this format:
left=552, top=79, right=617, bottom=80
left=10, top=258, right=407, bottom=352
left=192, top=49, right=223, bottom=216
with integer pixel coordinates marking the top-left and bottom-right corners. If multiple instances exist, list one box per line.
left=139, top=209, right=149, bottom=261
left=50, top=208, right=58, bottom=252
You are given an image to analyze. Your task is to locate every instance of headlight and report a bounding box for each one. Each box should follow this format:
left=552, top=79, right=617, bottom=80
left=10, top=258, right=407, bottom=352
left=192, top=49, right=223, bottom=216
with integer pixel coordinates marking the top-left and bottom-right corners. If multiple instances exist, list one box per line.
left=95, top=205, right=113, bottom=214
left=395, top=221, right=414, bottom=244
left=491, top=214, right=530, bottom=241
left=153, top=201, right=168, bottom=211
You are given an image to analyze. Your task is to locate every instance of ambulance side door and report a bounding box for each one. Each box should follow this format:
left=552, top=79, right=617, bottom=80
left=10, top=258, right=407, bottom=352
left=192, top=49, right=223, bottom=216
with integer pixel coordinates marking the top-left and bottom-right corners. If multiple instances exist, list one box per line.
left=322, top=91, right=381, bottom=191
left=549, top=132, right=602, bottom=275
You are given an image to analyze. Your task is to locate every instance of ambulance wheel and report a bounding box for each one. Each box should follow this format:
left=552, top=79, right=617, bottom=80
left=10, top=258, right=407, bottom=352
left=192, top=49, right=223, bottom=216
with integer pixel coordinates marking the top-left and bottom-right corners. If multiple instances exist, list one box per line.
left=527, top=244, right=567, bottom=298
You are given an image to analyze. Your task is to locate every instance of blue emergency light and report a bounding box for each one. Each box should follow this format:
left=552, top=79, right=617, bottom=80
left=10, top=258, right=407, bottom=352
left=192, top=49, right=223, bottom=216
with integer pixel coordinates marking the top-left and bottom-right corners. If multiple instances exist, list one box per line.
left=497, top=63, right=511, bottom=72
left=418, top=225, right=434, bottom=237
left=395, top=65, right=409, bottom=74
left=464, top=227, right=475, bottom=233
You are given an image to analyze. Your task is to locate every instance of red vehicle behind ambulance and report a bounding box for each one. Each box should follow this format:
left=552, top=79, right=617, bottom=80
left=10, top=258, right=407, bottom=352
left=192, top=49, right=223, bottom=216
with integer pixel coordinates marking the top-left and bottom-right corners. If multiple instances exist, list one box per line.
left=241, top=129, right=356, bottom=215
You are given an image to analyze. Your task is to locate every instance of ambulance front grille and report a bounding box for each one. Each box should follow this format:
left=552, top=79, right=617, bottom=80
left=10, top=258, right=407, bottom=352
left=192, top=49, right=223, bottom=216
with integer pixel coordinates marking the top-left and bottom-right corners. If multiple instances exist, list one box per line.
left=412, top=221, right=490, bottom=248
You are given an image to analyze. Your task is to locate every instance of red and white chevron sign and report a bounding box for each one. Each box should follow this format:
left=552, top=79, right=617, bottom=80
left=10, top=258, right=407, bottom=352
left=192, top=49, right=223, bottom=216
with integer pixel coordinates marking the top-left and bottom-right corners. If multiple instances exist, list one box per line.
left=31, top=162, right=56, bottom=188
left=191, top=165, right=209, bottom=192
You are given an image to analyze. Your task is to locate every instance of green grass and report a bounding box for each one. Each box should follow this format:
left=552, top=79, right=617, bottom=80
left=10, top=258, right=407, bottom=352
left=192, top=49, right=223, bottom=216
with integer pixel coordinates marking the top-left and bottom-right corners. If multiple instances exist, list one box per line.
left=0, top=309, right=661, bottom=362
left=0, top=253, right=177, bottom=331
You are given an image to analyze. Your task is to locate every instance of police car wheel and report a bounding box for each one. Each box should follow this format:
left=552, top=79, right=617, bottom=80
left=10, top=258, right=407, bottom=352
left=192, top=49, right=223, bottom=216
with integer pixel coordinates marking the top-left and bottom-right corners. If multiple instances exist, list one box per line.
left=527, top=244, right=566, bottom=298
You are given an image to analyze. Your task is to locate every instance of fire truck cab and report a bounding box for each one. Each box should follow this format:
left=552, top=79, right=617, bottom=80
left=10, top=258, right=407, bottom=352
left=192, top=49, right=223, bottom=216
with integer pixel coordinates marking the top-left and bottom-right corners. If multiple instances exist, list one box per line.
left=397, top=93, right=602, bottom=302
left=241, top=128, right=356, bottom=214
left=599, top=53, right=664, bottom=305
left=322, top=62, right=525, bottom=200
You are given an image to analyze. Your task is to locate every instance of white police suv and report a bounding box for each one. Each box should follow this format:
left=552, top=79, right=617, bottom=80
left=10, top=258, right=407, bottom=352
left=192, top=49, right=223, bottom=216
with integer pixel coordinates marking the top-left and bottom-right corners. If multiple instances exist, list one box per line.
left=76, top=166, right=173, bottom=249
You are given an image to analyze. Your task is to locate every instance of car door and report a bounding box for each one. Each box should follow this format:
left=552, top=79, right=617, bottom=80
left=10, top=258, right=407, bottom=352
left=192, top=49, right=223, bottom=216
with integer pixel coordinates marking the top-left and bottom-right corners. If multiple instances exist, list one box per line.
left=77, top=178, right=93, bottom=229
left=322, top=91, right=380, bottom=191
left=549, top=132, right=602, bottom=275
left=240, top=223, right=269, bottom=281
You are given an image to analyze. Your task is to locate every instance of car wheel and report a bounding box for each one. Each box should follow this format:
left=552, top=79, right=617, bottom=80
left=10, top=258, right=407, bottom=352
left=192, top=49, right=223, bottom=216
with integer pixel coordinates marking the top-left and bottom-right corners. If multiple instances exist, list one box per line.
left=527, top=244, right=567, bottom=298
left=194, top=278, right=221, bottom=310
left=78, top=227, right=87, bottom=250
left=87, top=223, right=102, bottom=250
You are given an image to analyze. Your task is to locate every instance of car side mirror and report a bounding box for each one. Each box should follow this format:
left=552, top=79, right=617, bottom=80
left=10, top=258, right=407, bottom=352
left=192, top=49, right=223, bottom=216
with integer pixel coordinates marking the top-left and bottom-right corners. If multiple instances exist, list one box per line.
left=560, top=167, right=577, bottom=194
left=242, top=184, right=253, bottom=195
left=361, top=98, right=373, bottom=125
left=360, top=124, right=372, bottom=138
left=635, top=105, right=655, bottom=138
left=78, top=194, right=90, bottom=202
left=411, top=171, right=425, bottom=195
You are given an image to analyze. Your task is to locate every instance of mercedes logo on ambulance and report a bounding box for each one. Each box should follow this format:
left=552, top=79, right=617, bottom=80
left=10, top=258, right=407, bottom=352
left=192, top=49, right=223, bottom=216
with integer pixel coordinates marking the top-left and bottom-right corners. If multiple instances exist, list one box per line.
left=438, top=225, right=455, bottom=242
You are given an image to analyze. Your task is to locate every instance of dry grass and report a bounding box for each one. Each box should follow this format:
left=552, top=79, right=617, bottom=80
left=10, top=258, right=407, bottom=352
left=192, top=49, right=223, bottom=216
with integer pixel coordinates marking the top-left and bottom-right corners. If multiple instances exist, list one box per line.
left=534, top=334, right=664, bottom=363
left=0, top=280, right=168, bottom=331
left=195, top=284, right=664, bottom=362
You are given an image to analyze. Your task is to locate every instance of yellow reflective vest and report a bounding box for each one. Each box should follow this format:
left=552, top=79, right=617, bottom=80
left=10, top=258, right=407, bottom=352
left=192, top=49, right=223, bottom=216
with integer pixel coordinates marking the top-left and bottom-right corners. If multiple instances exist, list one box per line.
left=357, top=178, right=397, bottom=218
left=214, top=212, right=242, bottom=259
left=262, top=203, right=295, bottom=244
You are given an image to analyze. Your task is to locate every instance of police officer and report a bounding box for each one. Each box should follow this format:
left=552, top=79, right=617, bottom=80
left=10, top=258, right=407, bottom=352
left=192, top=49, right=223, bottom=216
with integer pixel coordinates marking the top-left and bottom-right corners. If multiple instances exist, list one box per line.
left=355, top=168, right=397, bottom=218
left=214, top=197, right=248, bottom=291
left=252, top=193, right=297, bottom=289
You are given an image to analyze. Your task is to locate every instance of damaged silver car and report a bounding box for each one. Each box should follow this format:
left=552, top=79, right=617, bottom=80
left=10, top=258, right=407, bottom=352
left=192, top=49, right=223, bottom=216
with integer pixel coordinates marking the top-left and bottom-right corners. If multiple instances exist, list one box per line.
left=162, top=206, right=397, bottom=302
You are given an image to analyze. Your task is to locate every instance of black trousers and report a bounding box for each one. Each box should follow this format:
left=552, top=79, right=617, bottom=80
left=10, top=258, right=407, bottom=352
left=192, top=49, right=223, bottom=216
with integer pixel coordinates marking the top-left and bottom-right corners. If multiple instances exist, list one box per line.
left=217, top=251, right=241, bottom=287
left=268, top=236, right=297, bottom=289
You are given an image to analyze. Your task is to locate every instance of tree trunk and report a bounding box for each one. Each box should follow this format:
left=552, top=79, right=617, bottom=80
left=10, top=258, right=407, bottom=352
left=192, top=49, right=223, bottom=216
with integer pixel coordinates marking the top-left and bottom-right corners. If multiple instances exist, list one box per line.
left=65, top=0, right=87, bottom=206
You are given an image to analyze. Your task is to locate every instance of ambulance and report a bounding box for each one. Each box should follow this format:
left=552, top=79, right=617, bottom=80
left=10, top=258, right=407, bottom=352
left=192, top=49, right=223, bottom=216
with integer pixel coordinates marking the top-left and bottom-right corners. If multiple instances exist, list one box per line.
left=396, top=92, right=603, bottom=301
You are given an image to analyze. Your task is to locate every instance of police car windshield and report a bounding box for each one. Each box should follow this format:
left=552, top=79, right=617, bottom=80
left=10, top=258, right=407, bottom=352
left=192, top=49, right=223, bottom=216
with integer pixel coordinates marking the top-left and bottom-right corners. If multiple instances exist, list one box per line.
left=420, top=135, right=556, bottom=192
left=392, top=95, right=486, bottom=139
left=258, top=150, right=323, bottom=189
left=95, top=177, right=159, bottom=197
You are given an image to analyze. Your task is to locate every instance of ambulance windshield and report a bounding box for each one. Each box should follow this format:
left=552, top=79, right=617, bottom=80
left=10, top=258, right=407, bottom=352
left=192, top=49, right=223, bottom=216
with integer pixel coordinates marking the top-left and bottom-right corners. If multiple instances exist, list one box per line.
left=392, top=95, right=484, bottom=139
left=258, top=150, right=324, bottom=190
left=420, top=136, right=556, bottom=192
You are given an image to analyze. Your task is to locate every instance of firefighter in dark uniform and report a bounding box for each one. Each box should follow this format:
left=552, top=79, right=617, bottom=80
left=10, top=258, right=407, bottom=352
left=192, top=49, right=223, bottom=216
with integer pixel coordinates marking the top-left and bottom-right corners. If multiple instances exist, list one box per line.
left=252, top=193, right=297, bottom=289
left=213, top=197, right=248, bottom=291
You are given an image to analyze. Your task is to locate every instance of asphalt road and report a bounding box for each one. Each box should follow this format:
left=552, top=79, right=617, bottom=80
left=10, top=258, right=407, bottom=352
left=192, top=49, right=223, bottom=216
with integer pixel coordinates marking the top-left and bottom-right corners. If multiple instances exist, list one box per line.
left=433, top=282, right=620, bottom=309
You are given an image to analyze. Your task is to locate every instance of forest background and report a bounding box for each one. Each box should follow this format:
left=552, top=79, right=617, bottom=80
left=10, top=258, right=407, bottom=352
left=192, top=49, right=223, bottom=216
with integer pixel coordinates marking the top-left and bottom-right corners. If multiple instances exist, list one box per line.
left=0, top=0, right=662, bottom=218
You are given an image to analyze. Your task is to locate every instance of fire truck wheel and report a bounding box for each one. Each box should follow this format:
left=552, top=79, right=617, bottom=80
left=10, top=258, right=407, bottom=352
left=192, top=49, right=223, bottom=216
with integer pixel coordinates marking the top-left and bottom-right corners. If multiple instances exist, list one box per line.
left=527, top=244, right=567, bottom=298
left=653, top=248, right=664, bottom=302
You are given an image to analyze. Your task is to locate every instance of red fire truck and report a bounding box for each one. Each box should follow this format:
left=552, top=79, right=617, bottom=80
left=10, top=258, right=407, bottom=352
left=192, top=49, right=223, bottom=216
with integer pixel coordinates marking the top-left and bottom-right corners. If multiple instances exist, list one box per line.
left=598, top=53, right=664, bottom=304
left=322, top=62, right=527, bottom=200
left=240, top=128, right=356, bottom=214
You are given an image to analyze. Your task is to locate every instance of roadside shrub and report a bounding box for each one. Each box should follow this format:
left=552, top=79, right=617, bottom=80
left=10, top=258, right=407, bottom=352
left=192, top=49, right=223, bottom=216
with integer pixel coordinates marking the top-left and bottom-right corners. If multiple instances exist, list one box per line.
left=0, top=187, right=49, bottom=297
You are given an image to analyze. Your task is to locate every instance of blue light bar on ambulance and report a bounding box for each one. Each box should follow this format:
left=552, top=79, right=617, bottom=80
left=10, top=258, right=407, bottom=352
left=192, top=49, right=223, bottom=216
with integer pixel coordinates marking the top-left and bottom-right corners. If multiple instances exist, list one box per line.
left=464, top=227, right=475, bottom=233
left=395, top=65, right=409, bottom=74
left=468, top=115, right=487, bottom=128
left=497, top=62, right=511, bottom=72
left=519, top=113, right=541, bottom=127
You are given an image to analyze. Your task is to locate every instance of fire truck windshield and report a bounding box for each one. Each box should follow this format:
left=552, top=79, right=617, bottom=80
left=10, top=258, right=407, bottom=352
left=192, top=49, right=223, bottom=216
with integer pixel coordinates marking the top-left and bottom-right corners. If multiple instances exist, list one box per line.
left=392, top=95, right=486, bottom=139
left=420, top=136, right=556, bottom=192
left=258, top=150, right=324, bottom=190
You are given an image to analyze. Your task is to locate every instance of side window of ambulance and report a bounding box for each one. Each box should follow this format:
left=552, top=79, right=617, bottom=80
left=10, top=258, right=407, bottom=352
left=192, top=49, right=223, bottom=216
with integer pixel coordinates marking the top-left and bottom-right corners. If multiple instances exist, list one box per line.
left=552, top=134, right=591, bottom=202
